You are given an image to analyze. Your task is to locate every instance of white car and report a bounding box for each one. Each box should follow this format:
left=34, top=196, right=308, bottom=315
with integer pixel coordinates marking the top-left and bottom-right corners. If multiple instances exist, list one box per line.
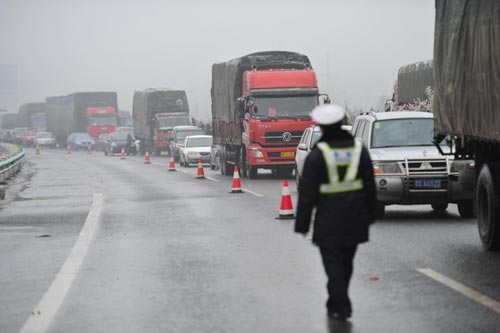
left=34, top=131, right=56, bottom=147
left=179, top=135, right=213, bottom=167
left=295, top=125, right=351, bottom=188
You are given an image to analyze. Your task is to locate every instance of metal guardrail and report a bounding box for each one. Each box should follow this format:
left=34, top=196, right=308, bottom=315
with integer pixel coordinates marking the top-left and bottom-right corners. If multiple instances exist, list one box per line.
left=0, top=143, right=25, bottom=199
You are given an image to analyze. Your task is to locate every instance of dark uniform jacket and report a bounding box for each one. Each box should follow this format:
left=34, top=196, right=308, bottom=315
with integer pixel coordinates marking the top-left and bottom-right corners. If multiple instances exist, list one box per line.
left=295, top=129, right=377, bottom=246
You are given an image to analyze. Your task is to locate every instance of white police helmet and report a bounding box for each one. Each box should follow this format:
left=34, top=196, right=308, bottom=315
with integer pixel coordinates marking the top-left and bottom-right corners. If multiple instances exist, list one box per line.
left=311, top=104, right=345, bottom=125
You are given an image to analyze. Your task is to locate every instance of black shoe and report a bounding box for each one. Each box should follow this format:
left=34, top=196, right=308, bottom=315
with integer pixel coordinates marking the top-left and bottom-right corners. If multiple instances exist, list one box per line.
left=327, top=311, right=351, bottom=321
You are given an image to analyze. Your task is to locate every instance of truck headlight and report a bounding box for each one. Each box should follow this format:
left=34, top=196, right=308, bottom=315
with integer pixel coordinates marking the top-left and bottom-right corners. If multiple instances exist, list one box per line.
left=250, top=147, right=264, bottom=158
left=373, top=162, right=402, bottom=175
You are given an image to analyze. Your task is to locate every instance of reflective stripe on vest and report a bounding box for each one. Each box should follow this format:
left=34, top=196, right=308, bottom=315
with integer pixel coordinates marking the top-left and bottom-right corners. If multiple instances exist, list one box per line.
left=317, top=139, right=363, bottom=194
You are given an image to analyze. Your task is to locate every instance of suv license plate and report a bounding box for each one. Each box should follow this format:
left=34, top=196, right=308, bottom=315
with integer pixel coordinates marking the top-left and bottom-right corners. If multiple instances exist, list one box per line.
left=281, top=152, right=295, bottom=158
left=415, top=180, right=441, bottom=188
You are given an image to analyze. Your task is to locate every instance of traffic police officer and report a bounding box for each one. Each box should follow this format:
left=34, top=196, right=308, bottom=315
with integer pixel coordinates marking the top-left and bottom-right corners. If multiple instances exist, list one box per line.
left=295, top=104, right=377, bottom=321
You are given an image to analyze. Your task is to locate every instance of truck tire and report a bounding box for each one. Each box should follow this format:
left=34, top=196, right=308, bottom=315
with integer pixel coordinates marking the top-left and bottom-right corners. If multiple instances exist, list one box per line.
left=139, top=142, right=146, bottom=156
left=476, top=163, right=500, bottom=250
left=457, top=200, right=475, bottom=218
left=247, top=166, right=258, bottom=179
left=431, top=202, right=448, bottom=212
left=220, top=149, right=232, bottom=176
left=220, top=154, right=226, bottom=175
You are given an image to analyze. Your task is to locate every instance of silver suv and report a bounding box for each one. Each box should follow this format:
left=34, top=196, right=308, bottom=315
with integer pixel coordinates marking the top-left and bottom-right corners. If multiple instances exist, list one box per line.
left=352, top=111, right=474, bottom=218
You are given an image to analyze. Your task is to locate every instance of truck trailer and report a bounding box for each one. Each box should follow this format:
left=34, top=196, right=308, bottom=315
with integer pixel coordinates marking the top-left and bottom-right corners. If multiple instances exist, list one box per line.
left=45, top=92, right=118, bottom=146
left=433, top=0, right=500, bottom=250
left=16, top=103, right=46, bottom=130
left=133, top=89, right=190, bottom=155
left=211, top=51, right=327, bottom=178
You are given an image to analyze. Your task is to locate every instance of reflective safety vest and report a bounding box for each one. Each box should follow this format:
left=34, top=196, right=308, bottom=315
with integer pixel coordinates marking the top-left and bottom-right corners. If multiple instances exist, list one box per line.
left=316, top=139, right=364, bottom=194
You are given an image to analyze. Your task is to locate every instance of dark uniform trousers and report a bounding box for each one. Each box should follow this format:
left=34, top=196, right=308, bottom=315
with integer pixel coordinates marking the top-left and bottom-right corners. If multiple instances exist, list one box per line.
left=319, top=244, right=358, bottom=314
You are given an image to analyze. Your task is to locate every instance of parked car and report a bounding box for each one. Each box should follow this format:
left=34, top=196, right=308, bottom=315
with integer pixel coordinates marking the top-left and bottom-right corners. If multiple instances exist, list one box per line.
left=103, top=132, right=137, bottom=155
left=34, top=131, right=56, bottom=148
left=295, top=125, right=352, bottom=189
left=170, top=126, right=205, bottom=162
left=67, top=132, right=95, bottom=151
left=13, top=127, right=37, bottom=147
left=351, top=111, right=474, bottom=218
left=96, top=132, right=111, bottom=151
left=178, top=135, right=212, bottom=167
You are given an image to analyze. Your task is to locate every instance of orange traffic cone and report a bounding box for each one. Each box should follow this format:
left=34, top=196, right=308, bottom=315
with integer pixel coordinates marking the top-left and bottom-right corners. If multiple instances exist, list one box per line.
left=109, top=146, right=114, bottom=156
left=196, top=157, right=205, bottom=179
left=275, top=180, right=295, bottom=219
left=230, top=165, right=243, bottom=193
left=87, top=145, right=92, bottom=154
left=35, top=145, right=40, bottom=154
left=120, top=148, right=125, bottom=159
left=168, top=155, right=176, bottom=171
left=144, top=150, right=151, bottom=164
left=66, top=145, right=71, bottom=154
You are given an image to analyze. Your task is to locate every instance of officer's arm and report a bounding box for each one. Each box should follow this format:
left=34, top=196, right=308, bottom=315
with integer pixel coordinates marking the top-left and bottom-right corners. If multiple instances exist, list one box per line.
left=295, top=150, right=322, bottom=234
left=359, top=147, right=377, bottom=222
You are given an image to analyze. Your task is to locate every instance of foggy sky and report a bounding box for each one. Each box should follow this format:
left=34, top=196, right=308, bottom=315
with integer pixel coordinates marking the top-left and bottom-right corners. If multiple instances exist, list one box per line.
left=0, top=0, right=434, bottom=122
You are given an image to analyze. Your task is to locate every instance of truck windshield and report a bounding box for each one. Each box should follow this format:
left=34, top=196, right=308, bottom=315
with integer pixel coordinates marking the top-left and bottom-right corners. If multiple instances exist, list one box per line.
left=157, top=116, right=188, bottom=130
left=372, top=118, right=440, bottom=148
left=89, top=116, right=117, bottom=126
left=251, top=95, right=318, bottom=119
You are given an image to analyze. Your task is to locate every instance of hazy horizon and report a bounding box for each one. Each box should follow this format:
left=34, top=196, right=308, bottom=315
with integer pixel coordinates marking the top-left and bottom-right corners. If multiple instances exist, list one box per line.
left=0, top=0, right=435, bottom=122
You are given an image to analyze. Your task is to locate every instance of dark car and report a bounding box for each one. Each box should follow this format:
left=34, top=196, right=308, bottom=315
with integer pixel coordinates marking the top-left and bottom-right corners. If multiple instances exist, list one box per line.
left=104, top=133, right=137, bottom=155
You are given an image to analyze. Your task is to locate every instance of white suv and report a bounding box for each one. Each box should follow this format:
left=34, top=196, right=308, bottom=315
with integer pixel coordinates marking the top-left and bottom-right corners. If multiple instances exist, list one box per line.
left=352, top=111, right=474, bottom=218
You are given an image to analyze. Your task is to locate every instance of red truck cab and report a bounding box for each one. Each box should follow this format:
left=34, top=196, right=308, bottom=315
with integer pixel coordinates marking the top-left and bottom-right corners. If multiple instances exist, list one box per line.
left=86, top=107, right=118, bottom=139
left=239, top=69, right=319, bottom=177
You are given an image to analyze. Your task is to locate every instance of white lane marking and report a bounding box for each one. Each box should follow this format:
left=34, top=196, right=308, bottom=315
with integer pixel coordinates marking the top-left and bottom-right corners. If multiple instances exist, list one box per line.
left=243, top=188, right=264, bottom=197
left=205, top=176, right=219, bottom=182
left=417, top=268, right=500, bottom=314
left=20, top=193, right=104, bottom=333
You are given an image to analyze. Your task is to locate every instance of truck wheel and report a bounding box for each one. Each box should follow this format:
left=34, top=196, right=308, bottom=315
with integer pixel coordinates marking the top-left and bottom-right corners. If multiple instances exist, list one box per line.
left=457, top=200, right=475, bottom=218
left=239, top=147, right=248, bottom=178
left=375, top=203, right=385, bottom=219
left=431, top=202, right=448, bottom=212
left=220, top=155, right=226, bottom=175
left=247, top=166, right=258, bottom=179
left=476, top=164, right=500, bottom=250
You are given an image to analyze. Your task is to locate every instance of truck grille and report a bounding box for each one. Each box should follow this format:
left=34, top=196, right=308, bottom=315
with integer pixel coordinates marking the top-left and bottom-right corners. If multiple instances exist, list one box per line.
left=407, top=161, right=447, bottom=174
left=264, top=131, right=303, bottom=144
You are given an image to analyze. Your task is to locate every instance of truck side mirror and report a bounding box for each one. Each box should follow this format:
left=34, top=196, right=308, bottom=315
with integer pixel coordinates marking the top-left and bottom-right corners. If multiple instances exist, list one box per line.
left=235, top=98, right=246, bottom=116
left=323, top=96, right=331, bottom=104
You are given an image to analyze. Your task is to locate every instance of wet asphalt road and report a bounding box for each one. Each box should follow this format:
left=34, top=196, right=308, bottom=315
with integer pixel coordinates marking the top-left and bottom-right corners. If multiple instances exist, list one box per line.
left=1, top=148, right=500, bottom=333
